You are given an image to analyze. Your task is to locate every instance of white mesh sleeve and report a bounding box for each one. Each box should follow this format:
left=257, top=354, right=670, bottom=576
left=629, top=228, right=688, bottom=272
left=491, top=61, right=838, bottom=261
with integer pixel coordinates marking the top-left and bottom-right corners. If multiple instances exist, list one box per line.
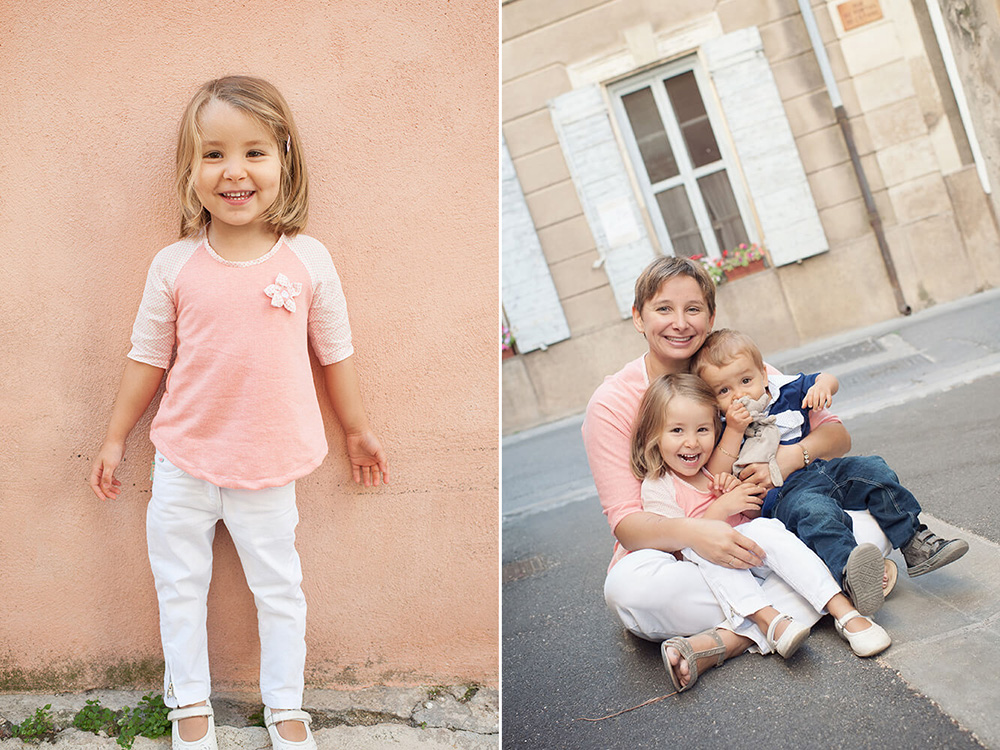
left=127, top=240, right=199, bottom=368
left=288, top=235, right=354, bottom=365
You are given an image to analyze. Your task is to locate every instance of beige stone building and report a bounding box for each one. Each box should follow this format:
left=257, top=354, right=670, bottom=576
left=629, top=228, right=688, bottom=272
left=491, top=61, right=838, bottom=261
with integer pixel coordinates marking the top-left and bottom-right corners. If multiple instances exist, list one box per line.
left=502, top=0, right=1000, bottom=434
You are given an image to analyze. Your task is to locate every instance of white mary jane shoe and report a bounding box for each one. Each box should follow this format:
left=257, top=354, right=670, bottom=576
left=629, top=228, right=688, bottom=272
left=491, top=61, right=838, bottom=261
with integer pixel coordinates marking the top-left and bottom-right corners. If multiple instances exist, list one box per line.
left=835, top=609, right=892, bottom=657
left=264, top=707, right=317, bottom=750
left=765, top=613, right=811, bottom=658
left=166, top=701, right=217, bottom=750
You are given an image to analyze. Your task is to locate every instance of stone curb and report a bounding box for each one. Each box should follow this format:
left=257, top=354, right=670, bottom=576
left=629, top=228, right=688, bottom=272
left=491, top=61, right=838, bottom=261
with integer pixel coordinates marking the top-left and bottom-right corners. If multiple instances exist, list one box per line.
left=0, top=686, right=498, bottom=749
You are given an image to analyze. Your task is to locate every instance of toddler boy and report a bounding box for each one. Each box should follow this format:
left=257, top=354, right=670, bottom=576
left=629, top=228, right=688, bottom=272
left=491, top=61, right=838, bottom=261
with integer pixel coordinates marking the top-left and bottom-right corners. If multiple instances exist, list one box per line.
left=693, top=329, right=968, bottom=615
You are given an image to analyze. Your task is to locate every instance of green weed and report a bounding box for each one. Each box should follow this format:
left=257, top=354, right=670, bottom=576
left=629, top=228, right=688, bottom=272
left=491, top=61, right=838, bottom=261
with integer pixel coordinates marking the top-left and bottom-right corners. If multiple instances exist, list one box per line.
left=114, top=692, right=170, bottom=749
left=12, top=704, right=56, bottom=744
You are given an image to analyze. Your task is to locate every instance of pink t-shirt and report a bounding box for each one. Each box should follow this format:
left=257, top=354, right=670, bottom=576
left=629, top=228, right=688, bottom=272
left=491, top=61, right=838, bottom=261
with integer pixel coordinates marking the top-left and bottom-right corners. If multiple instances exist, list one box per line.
left=582, top=353, right=839, bottom=567
left=128, top=233, right=353, bottom=489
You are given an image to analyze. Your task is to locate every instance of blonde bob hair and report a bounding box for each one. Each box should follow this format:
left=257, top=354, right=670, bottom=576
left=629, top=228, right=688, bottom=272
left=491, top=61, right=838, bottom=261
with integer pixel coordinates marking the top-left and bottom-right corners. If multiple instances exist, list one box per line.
left=630, top=373, right=722, bottom=480
left=175, top=76, right=309, bottom=238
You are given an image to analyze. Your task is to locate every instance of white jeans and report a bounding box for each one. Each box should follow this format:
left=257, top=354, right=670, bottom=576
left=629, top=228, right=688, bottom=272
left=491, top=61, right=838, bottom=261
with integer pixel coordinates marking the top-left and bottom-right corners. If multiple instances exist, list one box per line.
left=604, top=510, right=890, bottom=652
left=147, top=451, right=307, bottom=709
left=682, top=518, right=841, bottom=653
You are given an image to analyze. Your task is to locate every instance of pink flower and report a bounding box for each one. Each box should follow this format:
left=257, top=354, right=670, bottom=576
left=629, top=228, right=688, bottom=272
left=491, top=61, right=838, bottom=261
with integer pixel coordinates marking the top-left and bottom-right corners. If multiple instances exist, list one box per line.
left=264, top=273, right=302, bottom=313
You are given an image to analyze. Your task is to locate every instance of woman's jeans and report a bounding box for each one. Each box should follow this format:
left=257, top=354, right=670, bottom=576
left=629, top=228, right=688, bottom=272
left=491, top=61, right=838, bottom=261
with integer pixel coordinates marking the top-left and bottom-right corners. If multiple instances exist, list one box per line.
left=765, top=456, right=921, bottom=579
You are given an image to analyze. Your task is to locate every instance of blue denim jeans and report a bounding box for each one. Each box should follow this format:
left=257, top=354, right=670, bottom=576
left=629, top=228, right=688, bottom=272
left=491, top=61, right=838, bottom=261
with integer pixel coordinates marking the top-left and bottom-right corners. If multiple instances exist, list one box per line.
left=764, top=456, right=922, bottom=580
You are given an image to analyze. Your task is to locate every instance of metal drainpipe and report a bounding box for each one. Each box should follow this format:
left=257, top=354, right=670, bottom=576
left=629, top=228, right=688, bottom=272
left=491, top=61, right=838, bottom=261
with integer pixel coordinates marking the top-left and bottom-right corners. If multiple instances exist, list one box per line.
left=797, top=0, right=911, bottom=315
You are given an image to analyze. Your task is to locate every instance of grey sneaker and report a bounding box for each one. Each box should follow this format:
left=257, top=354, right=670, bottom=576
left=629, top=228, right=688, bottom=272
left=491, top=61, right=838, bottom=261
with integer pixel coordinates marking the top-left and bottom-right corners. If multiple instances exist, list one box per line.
left=841, top=543, right=885, bottom=616
left=901, top=527, right=969, bottom=577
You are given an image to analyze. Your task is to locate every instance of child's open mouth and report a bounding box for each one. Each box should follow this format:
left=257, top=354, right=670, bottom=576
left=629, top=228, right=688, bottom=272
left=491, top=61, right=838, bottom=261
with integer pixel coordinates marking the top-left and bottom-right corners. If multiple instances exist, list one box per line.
left=679, top=453, right=700, bottom=464
left=220, top=191, right=255, bottom=203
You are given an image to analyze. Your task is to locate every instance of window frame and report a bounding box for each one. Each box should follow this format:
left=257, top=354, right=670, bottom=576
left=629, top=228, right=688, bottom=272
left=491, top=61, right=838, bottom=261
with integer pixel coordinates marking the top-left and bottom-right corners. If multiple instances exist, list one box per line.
left=608, top=58, right=758, bottom=261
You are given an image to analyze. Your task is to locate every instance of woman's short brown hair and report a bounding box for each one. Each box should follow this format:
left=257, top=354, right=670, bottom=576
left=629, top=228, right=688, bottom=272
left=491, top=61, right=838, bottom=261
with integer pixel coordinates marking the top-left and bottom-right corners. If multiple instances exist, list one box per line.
left=175, top=76, right=308, bottom=238
left=633, top=256, right=716, bottom=318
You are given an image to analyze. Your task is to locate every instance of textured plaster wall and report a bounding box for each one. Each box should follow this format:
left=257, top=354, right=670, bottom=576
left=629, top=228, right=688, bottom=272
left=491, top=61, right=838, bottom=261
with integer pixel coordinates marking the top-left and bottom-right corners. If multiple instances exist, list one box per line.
left=0, top=1, right=498, bottom=690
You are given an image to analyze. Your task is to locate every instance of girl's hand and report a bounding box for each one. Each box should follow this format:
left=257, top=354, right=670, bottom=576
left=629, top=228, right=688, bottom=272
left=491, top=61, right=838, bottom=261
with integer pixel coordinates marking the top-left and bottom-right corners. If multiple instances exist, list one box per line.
left=725, top=399, right=753, bottom=433
left=709, top=472, right=741, bottom=496
left=346, top=430, right=390, bottom=487
left=709, top=482, right=764, bottom=519
left=737, top=462, right=779, bottom=490
left=688, top=518, right=766, bottom=568
left=89, top=442, right=125, bottom=501
left=802, top=382, right=834, bottom=410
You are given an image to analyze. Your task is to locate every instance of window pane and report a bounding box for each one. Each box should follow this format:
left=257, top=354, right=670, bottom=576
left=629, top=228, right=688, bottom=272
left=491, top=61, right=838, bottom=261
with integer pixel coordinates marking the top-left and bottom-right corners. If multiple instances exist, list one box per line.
left=621, top=87, right=678, bottom=184
left=655, top=185, right=705, bottom=258
left=665, top=72, right=719, bottom=168
left=697, top=171, right=748, bottom=251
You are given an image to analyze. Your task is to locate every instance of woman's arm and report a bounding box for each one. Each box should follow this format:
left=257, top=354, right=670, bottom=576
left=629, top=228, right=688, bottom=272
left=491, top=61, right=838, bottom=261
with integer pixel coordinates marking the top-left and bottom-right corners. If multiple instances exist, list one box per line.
left=775, top=419, right=850, bottom=478
left=615, top=512, right=765, bottom=568
left=321, top=355, right=389, bottom=486
left=89, top=359, right=166, bottom=501
left=741, top=419, right=852, bottom=488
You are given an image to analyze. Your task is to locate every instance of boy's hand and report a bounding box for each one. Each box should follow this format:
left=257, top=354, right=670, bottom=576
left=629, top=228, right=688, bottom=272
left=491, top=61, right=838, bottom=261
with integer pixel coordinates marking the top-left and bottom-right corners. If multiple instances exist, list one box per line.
left=346, top=430, right=390, bottom=487
left=802, top=382, right=834, bottom=410
left=725, top=399, right=753, bottom=433
left=89, top=442, right=124, bottom=501
left=737, top=462, right=779, bottom=490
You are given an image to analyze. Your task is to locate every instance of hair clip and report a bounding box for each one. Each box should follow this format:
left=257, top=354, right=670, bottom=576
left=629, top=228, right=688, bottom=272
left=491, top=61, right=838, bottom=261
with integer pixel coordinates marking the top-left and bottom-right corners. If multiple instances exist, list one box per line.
left=285, top=135, right=291, bottom=154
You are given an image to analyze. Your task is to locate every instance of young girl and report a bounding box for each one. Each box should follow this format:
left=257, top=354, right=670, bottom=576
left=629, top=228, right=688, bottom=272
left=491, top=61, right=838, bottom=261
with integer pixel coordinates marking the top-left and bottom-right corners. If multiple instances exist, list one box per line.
left=88, top=76, right=388, bottom=750
left=630, top=374, right=889, bottom=693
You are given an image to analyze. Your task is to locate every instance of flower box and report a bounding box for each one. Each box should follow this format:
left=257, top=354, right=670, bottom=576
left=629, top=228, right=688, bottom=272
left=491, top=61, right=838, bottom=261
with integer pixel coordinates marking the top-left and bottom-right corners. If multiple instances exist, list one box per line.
left=724, top=257, right=767, bottom=281
left=693, top=243, right=768, bottom=285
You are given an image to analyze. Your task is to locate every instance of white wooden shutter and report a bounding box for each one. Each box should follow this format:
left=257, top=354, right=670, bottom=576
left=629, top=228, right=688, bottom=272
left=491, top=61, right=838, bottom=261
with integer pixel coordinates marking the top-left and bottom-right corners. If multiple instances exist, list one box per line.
left=501, top=138, right=571, bottom=353
left=549, top=85, right=657, bottom=318
left=703, top=27, right=828, bottom=266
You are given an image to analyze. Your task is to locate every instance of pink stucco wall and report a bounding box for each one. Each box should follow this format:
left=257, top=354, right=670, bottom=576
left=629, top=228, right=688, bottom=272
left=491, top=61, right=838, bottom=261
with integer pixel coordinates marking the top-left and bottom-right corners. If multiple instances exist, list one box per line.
left=0, top=1, right=498, bottom=690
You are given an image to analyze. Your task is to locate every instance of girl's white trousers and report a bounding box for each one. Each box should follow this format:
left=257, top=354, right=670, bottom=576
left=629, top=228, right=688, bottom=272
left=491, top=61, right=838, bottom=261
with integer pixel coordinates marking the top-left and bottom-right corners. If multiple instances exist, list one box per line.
left=604, top=510, right=890, bottom=653
left=146, top=451, right=307, bottom=709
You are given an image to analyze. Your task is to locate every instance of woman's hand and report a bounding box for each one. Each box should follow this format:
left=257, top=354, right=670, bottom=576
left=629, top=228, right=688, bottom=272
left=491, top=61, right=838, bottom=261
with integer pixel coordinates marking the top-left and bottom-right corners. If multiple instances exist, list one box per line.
left=346, top=430, right=390, bottom=487
left=687, top=518, right=766, bottom=568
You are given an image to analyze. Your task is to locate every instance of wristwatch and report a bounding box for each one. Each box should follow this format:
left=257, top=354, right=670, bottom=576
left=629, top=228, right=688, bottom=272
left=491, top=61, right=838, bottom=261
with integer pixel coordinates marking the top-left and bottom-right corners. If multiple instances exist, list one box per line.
left=801, top=445, right=811, bottom=466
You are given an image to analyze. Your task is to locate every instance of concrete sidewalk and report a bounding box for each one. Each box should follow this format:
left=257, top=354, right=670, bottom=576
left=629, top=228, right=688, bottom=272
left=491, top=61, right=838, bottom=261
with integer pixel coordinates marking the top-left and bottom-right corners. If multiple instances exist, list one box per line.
left=0, top=686, right=498, bottom=749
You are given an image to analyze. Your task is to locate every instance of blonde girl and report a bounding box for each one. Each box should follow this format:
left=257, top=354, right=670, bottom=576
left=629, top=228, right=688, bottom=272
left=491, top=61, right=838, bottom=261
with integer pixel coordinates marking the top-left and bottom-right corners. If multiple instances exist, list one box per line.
left=630, top=374, right=890, bottom=693
left=89, top=76, right=388, bottom=750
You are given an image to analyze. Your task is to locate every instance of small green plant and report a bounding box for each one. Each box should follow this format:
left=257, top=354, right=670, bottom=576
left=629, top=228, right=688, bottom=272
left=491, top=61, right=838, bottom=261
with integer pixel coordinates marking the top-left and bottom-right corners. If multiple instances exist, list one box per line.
left=12, top=703, right=56, bottom=743
left=73, top=698, right=117, bottom=736
left=459, top=686, right=479, bottom=703
left=115, top=693, right=170, bottom=749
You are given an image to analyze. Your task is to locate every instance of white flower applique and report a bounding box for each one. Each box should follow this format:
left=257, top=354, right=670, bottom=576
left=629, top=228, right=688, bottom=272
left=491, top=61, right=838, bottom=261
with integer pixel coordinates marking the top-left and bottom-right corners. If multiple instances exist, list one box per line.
left=264, top=273, right=302, bottom=312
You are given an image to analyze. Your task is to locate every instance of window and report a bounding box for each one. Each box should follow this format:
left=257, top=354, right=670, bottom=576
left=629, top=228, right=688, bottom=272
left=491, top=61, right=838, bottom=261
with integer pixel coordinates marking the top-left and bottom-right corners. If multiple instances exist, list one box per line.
left=610, top=62, right=755, bottom=260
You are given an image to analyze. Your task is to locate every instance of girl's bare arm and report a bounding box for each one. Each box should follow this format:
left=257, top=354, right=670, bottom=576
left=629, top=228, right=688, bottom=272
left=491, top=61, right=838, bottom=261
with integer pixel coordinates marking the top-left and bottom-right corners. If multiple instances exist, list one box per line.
left=89, top=359, right=166, bottom=500
left=321, top=355, right=389, bottom=486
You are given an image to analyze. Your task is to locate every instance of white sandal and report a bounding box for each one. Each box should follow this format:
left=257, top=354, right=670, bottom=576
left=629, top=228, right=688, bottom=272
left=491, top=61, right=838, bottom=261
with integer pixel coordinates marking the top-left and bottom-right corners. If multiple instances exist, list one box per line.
left=765, top=613, right=810, bottom=658
left=166, top=701, right=217, bottom=750
left=264, top=707, right=317, bottom=750
left=835, top=609, right=892, bottom=657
